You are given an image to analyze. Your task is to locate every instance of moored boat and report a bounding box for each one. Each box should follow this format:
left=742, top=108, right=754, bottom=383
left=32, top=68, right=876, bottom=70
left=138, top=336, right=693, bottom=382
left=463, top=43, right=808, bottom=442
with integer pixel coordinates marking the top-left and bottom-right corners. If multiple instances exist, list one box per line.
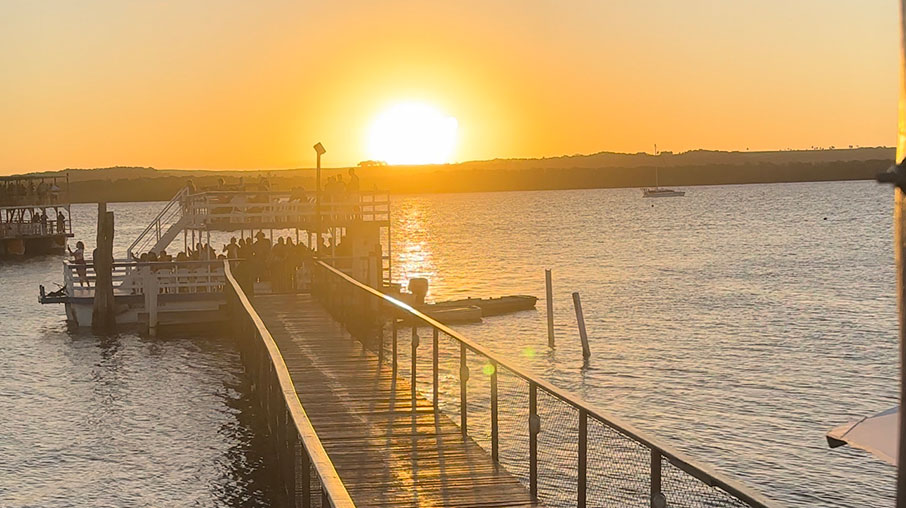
left=642, top=188, right=685, bottom=198
left=419, top=305, right=483, bottom=324
left=429, top=295, right=537, bottom=317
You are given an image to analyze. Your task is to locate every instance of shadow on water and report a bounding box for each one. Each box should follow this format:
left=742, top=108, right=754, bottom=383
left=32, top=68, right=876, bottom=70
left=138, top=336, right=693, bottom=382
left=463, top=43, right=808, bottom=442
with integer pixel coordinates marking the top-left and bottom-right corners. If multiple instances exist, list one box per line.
left=216, top=356, right=283, bottom=507
left=58, top=327, right=281, bottom=507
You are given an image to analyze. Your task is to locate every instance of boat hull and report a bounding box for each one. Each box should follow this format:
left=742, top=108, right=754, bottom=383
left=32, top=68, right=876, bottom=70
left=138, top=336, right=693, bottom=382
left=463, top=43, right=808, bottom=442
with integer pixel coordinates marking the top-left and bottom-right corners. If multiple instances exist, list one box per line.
left=643, top=189, right=685, bottom=198
left=430, top=295, right=537, bottom=317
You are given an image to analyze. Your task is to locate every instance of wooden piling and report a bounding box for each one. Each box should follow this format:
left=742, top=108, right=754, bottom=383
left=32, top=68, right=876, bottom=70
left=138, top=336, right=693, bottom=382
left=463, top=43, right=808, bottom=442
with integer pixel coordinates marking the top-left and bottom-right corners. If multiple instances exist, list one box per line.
left=545, top=269, right=554, bottom=348
left=92, top=202, right=116, bottom=332
left=572, top=291, right=591, bottom=359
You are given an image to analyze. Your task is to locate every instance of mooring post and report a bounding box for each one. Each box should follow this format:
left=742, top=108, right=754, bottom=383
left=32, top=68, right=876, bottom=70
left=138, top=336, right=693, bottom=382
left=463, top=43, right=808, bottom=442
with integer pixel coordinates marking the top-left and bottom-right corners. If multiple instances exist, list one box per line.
left=572, top=291, right=591, bottom=359
left=92, top=202, right=116, bottom=332
left=545, top=269, right=554, bottom=348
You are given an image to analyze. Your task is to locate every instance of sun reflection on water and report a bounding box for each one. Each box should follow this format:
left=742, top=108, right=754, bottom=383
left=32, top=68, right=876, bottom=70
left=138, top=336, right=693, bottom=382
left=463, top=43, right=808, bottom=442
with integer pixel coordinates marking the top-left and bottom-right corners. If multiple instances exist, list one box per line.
left=393, top=201, right=440, bottom=301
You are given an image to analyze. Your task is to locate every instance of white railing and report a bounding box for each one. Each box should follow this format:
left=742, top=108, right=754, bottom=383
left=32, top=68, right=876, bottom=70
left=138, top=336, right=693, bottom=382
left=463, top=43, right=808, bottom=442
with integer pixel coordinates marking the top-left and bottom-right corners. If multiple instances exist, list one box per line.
left=63, top=259, right=226, bottom=298
left=184, top=190, right=390, bottom=229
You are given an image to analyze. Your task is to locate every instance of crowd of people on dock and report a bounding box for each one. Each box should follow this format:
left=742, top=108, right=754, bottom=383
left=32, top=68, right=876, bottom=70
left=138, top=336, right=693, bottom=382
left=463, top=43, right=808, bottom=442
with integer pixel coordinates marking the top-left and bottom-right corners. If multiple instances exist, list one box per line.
left=0, top=178, right=64, bottom=207
left=1, top=207, right=69, bottom=239
left=118, top=232, right=343, bottom=293
left=181, top=169, right=363, bottom=226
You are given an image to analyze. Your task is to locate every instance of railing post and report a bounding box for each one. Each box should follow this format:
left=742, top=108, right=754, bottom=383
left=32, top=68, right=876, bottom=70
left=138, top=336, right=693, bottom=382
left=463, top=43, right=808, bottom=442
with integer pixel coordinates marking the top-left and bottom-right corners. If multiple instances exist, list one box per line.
left=285, top=407, right=296, bottom=505
left=432, top=328, right=439, bottom=410
left=460, top=342, right=468, bottom=436
left=392, top=318, right=398, bottom=373
left=578, top=408, right=587, bottom=508
left=651, top=449, right=665, bottom=508
left=411, top=325, right=418, bottom=413
left=491, top=360, right=498, bottom=462
left=529, top=382, right=539, bottom=499
left=300, top=444, right=311, bottom=508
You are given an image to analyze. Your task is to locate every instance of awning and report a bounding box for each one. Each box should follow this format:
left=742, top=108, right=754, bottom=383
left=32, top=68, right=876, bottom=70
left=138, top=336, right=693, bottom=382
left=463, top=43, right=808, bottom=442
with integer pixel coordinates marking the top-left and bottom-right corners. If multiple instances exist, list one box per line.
left=827, top=406, right=898, bottom=466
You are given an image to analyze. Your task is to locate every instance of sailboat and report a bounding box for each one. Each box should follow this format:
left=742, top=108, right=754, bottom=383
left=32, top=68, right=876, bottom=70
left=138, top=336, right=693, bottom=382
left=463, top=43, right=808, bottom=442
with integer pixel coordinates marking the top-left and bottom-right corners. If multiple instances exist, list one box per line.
left=643, top=148, right=685, bottom=197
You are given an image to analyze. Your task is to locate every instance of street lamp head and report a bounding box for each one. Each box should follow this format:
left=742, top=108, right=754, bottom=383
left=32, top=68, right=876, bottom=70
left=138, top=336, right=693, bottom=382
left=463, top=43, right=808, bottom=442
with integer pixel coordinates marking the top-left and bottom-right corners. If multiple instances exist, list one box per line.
left=313, top=142, right=326, bottom=156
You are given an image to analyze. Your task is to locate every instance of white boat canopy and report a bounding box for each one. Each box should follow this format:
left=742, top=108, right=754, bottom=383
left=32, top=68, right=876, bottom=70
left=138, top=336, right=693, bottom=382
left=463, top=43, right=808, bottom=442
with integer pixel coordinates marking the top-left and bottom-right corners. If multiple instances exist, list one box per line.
left=827, top=406, right=899, bottom=466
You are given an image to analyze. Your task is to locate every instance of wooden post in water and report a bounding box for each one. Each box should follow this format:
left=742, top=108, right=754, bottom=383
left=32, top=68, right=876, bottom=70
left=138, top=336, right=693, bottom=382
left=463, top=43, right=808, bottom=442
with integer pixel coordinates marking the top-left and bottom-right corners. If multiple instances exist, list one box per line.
left=572, top=292, right=591, bottom=359
left=92, top=202, right=116, bottom=332
left=545, top=269, right=554, bottom=348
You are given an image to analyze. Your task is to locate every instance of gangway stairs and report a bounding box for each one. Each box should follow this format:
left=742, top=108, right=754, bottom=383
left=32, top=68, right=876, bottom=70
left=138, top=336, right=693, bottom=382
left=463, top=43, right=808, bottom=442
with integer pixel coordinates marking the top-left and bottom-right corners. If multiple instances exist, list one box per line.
left=124, top=186, right=394, bottom=285
left=127, top=187, right=189, bottom=258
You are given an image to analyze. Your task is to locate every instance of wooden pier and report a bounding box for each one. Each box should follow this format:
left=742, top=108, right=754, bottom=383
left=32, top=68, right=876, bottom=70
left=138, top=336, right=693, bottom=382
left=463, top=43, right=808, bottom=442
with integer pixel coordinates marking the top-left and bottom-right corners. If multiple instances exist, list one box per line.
left=256, top=292, right=540, bottom=507
left=225, top=259, right=774, bottom=508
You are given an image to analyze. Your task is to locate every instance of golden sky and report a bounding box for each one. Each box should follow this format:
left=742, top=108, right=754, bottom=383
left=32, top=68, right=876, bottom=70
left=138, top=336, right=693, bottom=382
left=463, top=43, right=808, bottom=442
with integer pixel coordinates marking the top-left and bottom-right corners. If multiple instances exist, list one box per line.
left=0, top=0, right=898, bottom=174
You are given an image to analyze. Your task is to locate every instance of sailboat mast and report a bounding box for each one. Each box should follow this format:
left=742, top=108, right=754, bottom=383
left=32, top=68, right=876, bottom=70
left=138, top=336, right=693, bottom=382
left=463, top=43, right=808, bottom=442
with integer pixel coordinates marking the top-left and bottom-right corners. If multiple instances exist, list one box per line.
left=654, top=144, right=659, bottom=189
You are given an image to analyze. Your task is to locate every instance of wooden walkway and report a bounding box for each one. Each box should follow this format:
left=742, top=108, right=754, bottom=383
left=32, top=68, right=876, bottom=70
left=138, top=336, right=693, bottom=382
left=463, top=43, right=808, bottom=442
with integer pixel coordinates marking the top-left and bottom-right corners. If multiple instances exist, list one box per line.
left=254, top=293, right=541, bottom=508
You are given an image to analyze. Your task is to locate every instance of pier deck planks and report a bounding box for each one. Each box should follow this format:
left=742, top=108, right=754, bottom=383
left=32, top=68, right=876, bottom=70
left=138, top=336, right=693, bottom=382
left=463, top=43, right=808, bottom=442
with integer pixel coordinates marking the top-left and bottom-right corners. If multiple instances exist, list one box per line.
left=254, top=293, right=542, bottom=508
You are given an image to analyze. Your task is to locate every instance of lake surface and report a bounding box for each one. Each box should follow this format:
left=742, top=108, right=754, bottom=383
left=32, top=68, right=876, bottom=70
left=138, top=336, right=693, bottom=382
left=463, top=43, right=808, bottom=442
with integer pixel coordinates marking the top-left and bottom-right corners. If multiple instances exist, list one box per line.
left=0, top=180, right=897, bottom=506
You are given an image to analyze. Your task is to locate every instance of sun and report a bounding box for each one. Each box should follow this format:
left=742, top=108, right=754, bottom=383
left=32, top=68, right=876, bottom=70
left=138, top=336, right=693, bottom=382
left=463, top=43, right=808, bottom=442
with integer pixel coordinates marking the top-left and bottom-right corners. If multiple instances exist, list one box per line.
left=367, top=102, right=458, bottom=165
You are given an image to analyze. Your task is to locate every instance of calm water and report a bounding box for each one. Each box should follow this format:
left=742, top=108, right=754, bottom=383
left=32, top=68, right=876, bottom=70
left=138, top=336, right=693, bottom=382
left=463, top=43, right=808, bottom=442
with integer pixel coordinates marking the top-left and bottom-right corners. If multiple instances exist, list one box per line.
left=0, top=180, right=897, bottom=506
left=390, top=181, right=898, bottom=507
left=0, top=203, right=278, bottom=507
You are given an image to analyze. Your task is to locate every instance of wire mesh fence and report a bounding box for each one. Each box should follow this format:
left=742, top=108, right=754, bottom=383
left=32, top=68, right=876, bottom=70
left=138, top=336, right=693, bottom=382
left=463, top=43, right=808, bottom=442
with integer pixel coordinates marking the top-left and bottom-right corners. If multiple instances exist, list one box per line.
left=306, top=260, right=776, bottom=508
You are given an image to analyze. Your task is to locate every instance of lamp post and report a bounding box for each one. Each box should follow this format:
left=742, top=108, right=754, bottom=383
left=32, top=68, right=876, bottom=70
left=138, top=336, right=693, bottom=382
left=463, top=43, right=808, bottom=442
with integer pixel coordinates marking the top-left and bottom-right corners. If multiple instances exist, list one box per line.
left=313, top=142, right=326, bottom=254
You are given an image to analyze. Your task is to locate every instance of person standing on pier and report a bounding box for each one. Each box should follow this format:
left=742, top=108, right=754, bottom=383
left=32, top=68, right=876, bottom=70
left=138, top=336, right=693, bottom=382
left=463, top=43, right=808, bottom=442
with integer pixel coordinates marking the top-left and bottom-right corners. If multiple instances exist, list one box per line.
left=56, top=210, right=66, bottom=234
left=68, top=241, right=89, bottom=288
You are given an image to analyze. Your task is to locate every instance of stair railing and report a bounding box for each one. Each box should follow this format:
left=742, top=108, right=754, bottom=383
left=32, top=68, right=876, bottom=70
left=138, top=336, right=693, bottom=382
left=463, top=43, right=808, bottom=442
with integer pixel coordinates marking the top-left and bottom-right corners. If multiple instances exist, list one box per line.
left=127, top=187, right=189, bottom=258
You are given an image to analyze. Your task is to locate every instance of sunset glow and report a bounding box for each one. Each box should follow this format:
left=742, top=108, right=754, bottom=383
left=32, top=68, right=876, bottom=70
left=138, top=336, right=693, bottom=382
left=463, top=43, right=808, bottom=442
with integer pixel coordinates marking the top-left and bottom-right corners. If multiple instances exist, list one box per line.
left=0, top=1, right=897, bottom=173
left=367, top=103, right=458, bottom=165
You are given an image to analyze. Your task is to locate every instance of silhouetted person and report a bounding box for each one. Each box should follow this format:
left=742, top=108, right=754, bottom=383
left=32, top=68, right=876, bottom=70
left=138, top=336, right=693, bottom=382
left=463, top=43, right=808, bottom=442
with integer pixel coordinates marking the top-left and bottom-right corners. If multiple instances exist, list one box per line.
left=347, top=168, right=360, bottom=193
left=68, top=241, right=88, bottom=288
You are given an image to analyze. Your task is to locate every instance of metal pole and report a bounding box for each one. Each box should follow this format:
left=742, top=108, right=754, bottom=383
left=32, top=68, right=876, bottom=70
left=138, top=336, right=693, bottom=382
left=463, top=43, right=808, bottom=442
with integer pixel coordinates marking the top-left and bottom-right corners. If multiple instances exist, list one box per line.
left=460, top=342, right=468, bottom=436
left=392, top=318, right=398, bottom=373
left=432, top=328, right=439, bottom=410
left=572, top=292, right=591, bottom=359
left=491, top=361, right=498, bottom=462
left=651, top=449, right=664, bottom=508
left=579, top=409, right=587, bottom=508
left=316, top=151, right=322, bottom=254
left=545, top=269, right=555, bottom=347
left=301, top=442, right=311, bottom=508
left=411, top=325, right=418, bottom=413
left=529, top=382, right=538, bottom=499
left=897, top=3, right=906, bottom=504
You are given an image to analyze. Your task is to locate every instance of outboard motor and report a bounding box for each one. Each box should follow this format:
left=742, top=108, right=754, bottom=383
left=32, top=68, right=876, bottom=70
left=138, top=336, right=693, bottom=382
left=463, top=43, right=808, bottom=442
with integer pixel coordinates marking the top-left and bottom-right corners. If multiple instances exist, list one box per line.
left=408, top=277, right=429, bottom=306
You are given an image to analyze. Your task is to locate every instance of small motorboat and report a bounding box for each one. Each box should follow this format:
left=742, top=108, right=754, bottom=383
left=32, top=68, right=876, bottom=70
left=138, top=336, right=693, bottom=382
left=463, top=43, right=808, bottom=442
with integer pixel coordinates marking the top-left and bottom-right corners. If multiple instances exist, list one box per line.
left=643, top=187, right=685, bottom=198
left=429, top=295, right=538, bottom=317
left=419, top=305, right=483, bottom=324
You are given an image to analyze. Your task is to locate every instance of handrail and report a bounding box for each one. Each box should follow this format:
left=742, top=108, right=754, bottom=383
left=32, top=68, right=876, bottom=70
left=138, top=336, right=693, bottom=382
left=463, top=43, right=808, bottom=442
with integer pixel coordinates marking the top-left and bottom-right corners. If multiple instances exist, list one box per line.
left=223, top=259, right=357, bottom=508
left=127, top=187, right=188, bottom=257
left=314, top=259, right=776, bottom=507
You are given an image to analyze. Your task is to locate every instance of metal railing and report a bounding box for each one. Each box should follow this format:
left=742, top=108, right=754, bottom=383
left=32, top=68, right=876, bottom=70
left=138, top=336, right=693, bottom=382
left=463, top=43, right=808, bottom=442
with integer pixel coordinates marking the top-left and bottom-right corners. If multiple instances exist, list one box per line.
left=223, top=260, right=356, bottom=508
left=127, top=187, right=189, bottom=257
left=310, top=259, right=777, bottom=508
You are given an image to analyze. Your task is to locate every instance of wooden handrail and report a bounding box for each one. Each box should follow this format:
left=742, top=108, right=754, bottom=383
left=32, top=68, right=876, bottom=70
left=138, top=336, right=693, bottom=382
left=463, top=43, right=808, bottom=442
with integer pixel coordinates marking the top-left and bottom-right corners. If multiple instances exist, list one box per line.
left=223, top=260, right=357, bottom=508
left=313, top=259, right=777, bottom=508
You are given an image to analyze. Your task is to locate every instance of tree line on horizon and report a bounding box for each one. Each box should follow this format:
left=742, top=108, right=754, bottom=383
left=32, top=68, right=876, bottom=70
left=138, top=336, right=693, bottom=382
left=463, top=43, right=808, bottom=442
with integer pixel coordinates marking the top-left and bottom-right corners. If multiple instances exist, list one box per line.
left=62, top=159, right=891, bottom=203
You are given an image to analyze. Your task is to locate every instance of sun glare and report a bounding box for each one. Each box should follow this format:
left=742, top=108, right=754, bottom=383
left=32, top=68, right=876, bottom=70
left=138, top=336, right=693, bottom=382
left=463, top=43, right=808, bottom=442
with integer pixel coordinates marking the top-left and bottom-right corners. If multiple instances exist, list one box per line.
left=367, top=102, right=458, bottom=165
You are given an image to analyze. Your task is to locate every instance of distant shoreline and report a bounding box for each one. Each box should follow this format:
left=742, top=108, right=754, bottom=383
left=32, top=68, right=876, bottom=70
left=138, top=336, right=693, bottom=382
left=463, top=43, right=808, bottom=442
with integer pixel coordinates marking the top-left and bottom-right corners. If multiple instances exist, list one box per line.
left=17, top=147, right=893, bottom=204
